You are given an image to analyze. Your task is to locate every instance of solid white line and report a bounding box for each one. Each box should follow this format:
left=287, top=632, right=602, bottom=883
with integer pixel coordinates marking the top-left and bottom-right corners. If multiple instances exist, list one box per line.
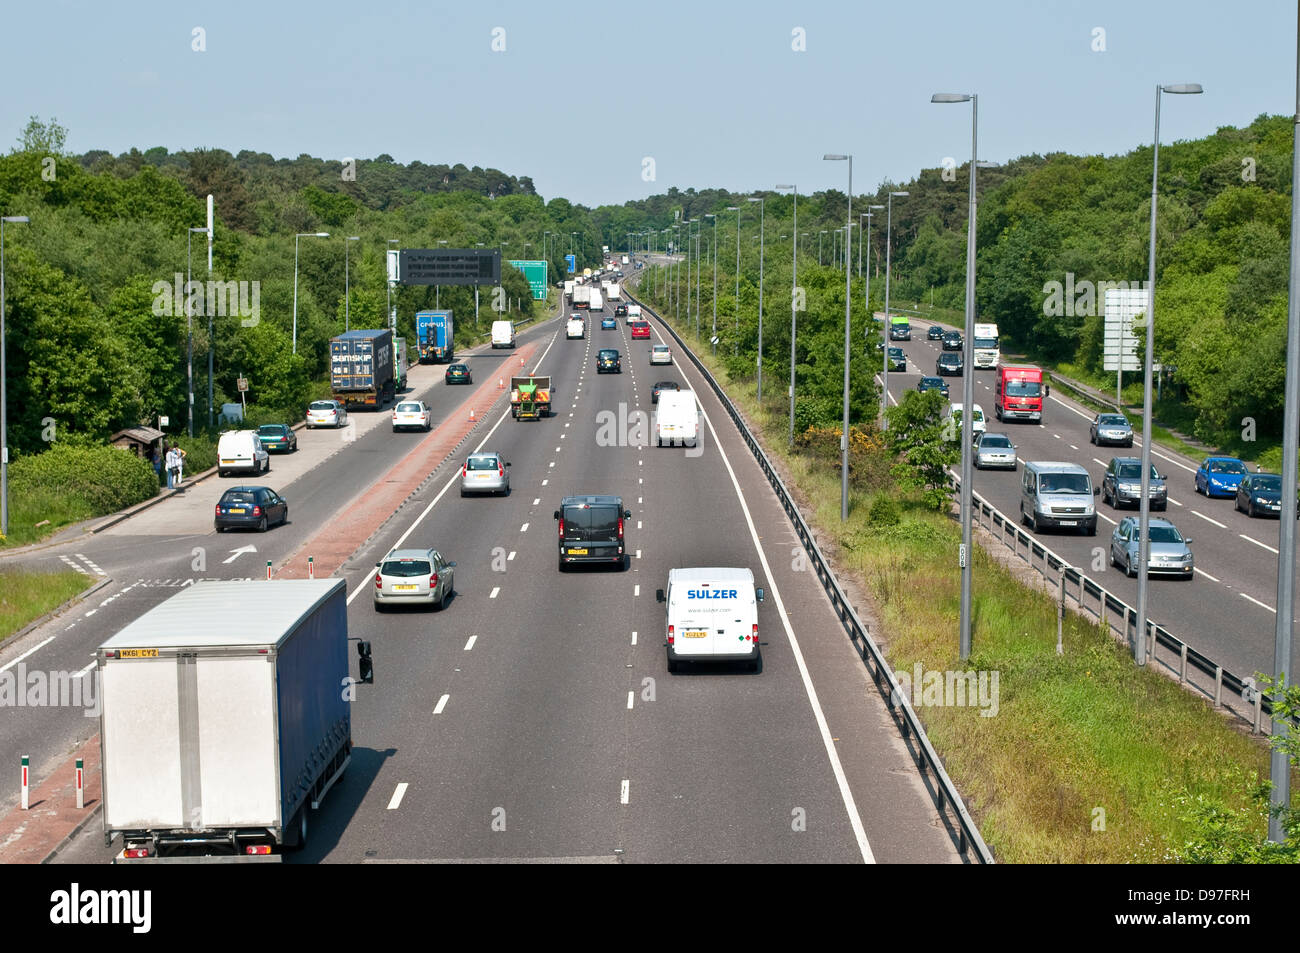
left=433, top=694, right=450, bottom=714
left=0, top=636, right=56, bottom=674
left=695, top=391, right=876, bottom=863
left=464, top=636, right=477, bottom=651
left=387, top=783, right=408, bottom=809
left=620, top=779, right=630, bottom=805
left=626, top=691, right=634, bottom=710
left=1194, top=567, right=1220, bottom=583
left=1241, top=592, right=1276, bottom=613
left=1192, top=511, right=1227, bottom=529
left=1240, top=534, right=1279, bottom=555
left=490, top=586, right=501, bottom=599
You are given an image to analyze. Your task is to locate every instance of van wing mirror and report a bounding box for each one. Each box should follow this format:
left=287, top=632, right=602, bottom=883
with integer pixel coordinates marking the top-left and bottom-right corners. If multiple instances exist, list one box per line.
left=553, top=510, right=561, bottom=520
left=756, top=587, right=765, bottom=603
left=655, top=589, right=665, bottom=603
left=1093, top=486, right=1101, bottom=496
left=624, top=509, right=632, bottom=518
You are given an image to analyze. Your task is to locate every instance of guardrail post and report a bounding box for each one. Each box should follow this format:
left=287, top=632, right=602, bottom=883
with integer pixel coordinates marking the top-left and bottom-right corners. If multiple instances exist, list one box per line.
left=1099, top=592, right=1107, bottom=633
left=1213, top=667, right=1223, bottom=709
left=1178, top=643, right=1188, bottom=684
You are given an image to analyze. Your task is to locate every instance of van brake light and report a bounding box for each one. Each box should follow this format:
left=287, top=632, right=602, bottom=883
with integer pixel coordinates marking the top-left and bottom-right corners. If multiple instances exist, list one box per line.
left=558, top=518, right=564, bottom=538
left=751, top=624, right=758, bottom=642
left=667, top=624, right=674, bottom=645
left=617, top=518, right=624, bottom=537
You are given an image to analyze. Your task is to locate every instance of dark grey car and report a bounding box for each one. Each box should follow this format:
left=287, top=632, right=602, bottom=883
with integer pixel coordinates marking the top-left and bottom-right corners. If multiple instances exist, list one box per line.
left=554, top=495, right=631, bottom=571
left=1101, top=457, right=1166, bottom=510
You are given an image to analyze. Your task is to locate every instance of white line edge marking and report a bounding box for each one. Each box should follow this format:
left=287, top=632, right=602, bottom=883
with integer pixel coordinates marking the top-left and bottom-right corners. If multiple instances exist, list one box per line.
left=433, top=693, right=450, bottom=714
left=387, top=783, right=409, bottom=809
left=696, top=389, right=876, bottom=864
left=0, top=636, right=56, bottom=674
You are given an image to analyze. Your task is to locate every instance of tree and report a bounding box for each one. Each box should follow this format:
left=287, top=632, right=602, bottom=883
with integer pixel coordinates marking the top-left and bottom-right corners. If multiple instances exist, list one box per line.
left=14, top=115, right=67, bottom=154
left=884, top=390, right=959, bottom=510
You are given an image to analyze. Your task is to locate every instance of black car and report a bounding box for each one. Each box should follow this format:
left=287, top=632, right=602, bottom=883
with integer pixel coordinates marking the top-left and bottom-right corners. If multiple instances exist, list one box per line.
left=445, top=363, right=472, bottom=384
left=597, top=348, right=622, bottom=373
left=215, top=486, right=288, bottom=533
left=554, top=495, right=631, bottom=570
left=1236, top=473, right=1299, bottom=518
left=917, top=376, right=949, bottom=397
left=942, top=331, right=963, bottom=351
left=927, top=326, right=945, bottom=341
left=257, top=423, right=297, bottom=453
left=615, top=304, right=628, bottom=317
left=937, top=352, right=963, bottom=375
left=652, top=380, right=679, bottom=404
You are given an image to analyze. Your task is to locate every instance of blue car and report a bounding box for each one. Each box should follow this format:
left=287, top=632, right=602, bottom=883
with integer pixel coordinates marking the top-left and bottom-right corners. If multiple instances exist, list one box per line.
left=601, top=317, right=617, bottom=330
left=1194, top=456, right=1249, bottom=498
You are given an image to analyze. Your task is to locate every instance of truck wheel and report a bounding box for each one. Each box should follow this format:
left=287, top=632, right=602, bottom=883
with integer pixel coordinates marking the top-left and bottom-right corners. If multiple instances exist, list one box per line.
left=287, top=807, right=308, bottom=851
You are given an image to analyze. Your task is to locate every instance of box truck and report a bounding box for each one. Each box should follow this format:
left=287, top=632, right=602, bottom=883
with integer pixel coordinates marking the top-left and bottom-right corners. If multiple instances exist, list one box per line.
left=995, top=364, right=1046, bottom=422
left=590, top=288, right=604, bottom=312
left=99, top=579, right=357, bottom=860
left=393, top=336, right=408, bottom=391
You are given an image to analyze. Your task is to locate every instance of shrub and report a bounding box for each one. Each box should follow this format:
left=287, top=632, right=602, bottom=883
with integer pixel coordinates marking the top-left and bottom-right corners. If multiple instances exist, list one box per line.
left=166, top=434, right=217, bottom=474
left=9, top=443, right=157, bottom=514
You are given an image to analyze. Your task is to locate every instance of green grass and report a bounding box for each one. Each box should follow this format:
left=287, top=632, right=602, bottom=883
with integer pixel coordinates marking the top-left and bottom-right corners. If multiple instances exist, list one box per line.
left=0, top=569, right=91, bottom=642
left=643, top=289, right=1294, bottom=862
left=1, top=485, right=103, bottom=549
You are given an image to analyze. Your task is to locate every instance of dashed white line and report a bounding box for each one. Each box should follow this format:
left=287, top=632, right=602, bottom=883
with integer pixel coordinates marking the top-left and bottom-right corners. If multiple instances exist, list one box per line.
left=1168, top=498, right=1183, bottom=507
left=1069, top=445, right=1079, bottom=451
left=626, top=691, right=634, bottom=710
left=1098, top=513, right=1117, bottom=526
left=1194, top=567, right=1220, bottom=583
left=464, top=636, right=477, bottom=651
left=532, top=498, right=540, bottom=505
left=387, top=783, right=409, bottom=809
left=636, top=550, right=641, bottom=559
left=637, top=521, right=642, bottom=529
left=620, top=780, right=630, bottom=805
left=631, top=631, right=638, bottom=645
left=508, top=551, right=516, bottom=560
left=1241, top=592, right=1276, bottom=613
left=633, top=585, right=640, bottom=596
left=1192, top=511, right=1227, bottom=529
left=490, top=586, right=501, bottom=598
left=1240, top=534, right=1279, bottom=555
left=542, top=479, right=548, bottom=485
left=433, top=694, right=450, bottom=714
left=520, top=522, right=530, bottom=533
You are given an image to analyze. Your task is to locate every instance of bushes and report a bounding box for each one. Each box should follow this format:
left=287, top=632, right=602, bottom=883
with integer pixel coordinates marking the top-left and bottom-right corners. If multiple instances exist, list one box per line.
left=166, top=434, right=217, bottom=474
left=9, top=443, right=157, bottom=515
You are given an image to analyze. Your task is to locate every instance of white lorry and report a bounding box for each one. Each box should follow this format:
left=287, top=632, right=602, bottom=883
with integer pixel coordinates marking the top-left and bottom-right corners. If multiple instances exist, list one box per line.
left=655, top=390, right=698, bottom=447
left=563, top=279, right=576, bottom=303
left=657, top=568, right=765, bottom=673
left=973, top=322, right=1000, bottom=369
left=98, top=579, right=358, bottom=860
left=606, top=281, right=622, bottom=301
left=590, top=288, right=604, bottom=311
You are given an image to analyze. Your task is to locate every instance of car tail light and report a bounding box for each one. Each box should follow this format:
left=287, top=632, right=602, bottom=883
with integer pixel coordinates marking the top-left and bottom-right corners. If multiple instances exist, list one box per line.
left=253, top=506, right=262, bottom=516
left=461, top=464, right=467, bottom=478
left=498, top=462, right=504, bottom=478
left=751, top=624, right=759, bottom=642
left=214, top=505, right=221, bottom=515
left=667, top=624, right=675, bottom=645
left=375, top=572, right=383, bottom=590
left=430, top=573, right=439, bottom=588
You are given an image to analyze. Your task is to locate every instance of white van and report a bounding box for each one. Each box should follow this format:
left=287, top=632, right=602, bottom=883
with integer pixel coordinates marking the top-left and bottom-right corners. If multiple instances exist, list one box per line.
left=1021, top=461, right=1100, bottom=535
left=491, top=320, right=516, bottom=349
left=655, top=390, right=698, bottom=447
left=566, top=316, right=584, bottom=340
left=945, top=401, right=987, bottom=438
left=657, top=568, right=765, bottom=672
left=217, top=430, right=269, bottom=478
left=626, top=304, right=642, bottom=324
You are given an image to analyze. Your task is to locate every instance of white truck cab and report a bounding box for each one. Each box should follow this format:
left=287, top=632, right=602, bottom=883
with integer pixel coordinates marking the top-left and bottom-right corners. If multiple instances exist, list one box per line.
left=657, top=568, right=765, bottom=672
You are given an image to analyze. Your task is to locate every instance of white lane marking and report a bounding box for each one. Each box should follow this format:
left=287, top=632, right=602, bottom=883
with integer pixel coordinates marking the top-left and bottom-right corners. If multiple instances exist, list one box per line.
left=627, top=691, right=635, bottom=710
left=638, top=497, right=642, bottom=504
left=1092, top=458, right=1107, bottom=467
left=72, top=661, right=97, bottom=678
left=1098, top=513, right=1117, bottom=526
left=85, top=609, right=97, bottom=617
left=1192, top=511, right=1227, bottom=528
left=620, top=779, right=630, bottom=805
left=696, top=392, right=876, bottom=864
left=633, top=585, right=640, bottom=596
left=1241, top=592, right=1276, bottom=613
left=1069, top=445, right=1078, bottom=451
left=508, top=551, right=516, bottom=561
left=520, top=522, right=530, bottom=533
left=464, top=636, right=477, bottom=651
left=0, top=636, right=56, bottom=674
left=1053, top=433, right=1061, bottom=440
left=542, top=479, right=548, bottom=485
left=1194, top=567, right=1220, bottom=583
left=434, top=694, right=450, bottom=714
left=1240, top=534, right=1279, bottom=555
left=387, top=783, right=409, bottom=809
left=490, top=586, right=501, bottom=599
left=631, top=631, right=638, bottom=645
left=549, top=462, right=555, bottom=468
left=532, top=498, right=540, bottom=505
left=1168, top=497, right=1183, bottom=507
left=555, top=447, right=561, bottom=452
left=636, top=550, right=641, bottom=559
left=637, top=521, right=643, bottom=529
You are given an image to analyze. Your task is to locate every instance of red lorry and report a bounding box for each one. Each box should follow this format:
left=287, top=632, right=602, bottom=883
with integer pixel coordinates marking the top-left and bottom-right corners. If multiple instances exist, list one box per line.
left=994, top=364, right=1047, bottom=423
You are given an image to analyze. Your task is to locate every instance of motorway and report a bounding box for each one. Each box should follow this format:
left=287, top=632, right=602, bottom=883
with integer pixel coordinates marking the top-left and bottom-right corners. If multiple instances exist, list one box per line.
left=5, top=294, right=962, bottom=863
left=879, top=321, right=1300, bottom=687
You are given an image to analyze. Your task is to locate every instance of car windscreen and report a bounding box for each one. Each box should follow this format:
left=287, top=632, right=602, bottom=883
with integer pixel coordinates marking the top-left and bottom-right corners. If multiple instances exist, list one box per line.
left=219, top=491, right=257, bottom=505
left=1005, top=380, right=1041, bottom=397
left=1209, top=459, right=1247, bottom=474
left=981, top=435, right=1012, bottom=448
left=257, top=425, right=286, bottom=435
left=309, top=401, right=335, bottom=411
left=1040, top=474, right=1090, bottom=494
left=1147, top=526, right=1183, bottom=544
left=599, top=350, right=618, bottom=358
left=396, top=403, right=423, bottom=413
left=562, top=504, right=621, bottom=541
left=381, top=558, right=431, bottom=577
left=1254, top=476, right=1283, bottom=491
left=466, top=455, right=499, bottom=470
left=1100, top=415, right=1128, bottom=425
left=1117, top=463, right=1158, bottom=480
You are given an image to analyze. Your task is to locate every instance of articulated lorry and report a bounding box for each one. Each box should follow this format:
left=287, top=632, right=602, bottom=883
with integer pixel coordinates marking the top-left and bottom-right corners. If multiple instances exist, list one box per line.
left=416, top=310, right=455, bottom=364
left=510, top=375, right=552, bottom=419
left=99, top=579, right=356, bottom=861
left=330, top=328, right=395, bottom=408
left=564, top=280, right=576, bottom=303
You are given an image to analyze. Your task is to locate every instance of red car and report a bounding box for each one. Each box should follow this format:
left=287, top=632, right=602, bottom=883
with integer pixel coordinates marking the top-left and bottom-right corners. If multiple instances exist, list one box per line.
left=630, top=321, right=651, bottom=339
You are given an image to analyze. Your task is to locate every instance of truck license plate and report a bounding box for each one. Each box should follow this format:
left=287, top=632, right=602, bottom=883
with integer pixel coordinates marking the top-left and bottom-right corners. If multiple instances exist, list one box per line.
left=118, top=649, right=159, bottom=659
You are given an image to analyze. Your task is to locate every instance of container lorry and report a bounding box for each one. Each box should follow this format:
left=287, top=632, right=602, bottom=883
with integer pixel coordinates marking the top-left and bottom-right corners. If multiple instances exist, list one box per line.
left=330, top=328, right=395, bottom=408
left=510, top=375, right=552, bottom=419
left=973, top=322, right=1000, bottom=369
left=393, top=336, right=408, bottom=391
left=415, top=310, right=455, bottom=364
left=98, top=579, right=356, bottom=861
left=606, top=281, right=622, bottom=301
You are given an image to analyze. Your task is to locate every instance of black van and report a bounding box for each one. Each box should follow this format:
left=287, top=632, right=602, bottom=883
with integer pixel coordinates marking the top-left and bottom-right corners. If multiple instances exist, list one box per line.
left=554, top=495, right=631, bottom=571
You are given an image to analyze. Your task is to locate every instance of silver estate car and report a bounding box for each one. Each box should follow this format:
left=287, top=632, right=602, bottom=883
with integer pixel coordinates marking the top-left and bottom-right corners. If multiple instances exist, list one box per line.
left=373, top=547, right=456, bottom=611
left=974, top=432, right=1018, bottom=470
left=460, top=451, right=511, bottom=496
left=1110, top=517, right=1193, bottom=578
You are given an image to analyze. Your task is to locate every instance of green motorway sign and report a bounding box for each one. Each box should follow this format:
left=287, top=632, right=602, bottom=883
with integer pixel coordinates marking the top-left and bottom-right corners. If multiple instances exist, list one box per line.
left=507, top=260, right=548, bottom=300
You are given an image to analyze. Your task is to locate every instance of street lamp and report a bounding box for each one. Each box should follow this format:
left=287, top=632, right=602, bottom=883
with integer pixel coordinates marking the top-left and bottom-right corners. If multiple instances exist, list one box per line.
left=748, top=197, right=765, bottom=400
left=344, top=236, right=360, bottom=332
left=863, top=205, right=884, bottom=337
left=824, top=155, right=854, bottom=521
left=881, top=191, right=909, bottom=430
left=386, top=239, right=399, bottom=332
left=0, top=215, right=30, bottom=539
left=436, top=239, right=447, bottom=308
left=293, top=231, right=330, bottom=355
left=776, top=185, right=798, bottom=448
left=186, top=225, right=210, bottom=436
left=704, top=213, right=717, bottom=355
left=819, top=230, right=827, bottom=265
left=727, top=206, right=741, bottom=354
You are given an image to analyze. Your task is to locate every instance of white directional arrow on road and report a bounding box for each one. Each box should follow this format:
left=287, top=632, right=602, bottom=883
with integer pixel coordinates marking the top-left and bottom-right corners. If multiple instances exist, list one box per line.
left=223, top=545, right=258, bottom=564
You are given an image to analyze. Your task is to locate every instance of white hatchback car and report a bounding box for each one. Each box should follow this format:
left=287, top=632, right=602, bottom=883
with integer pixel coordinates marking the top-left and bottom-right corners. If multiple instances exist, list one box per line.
left=650, top=344, right=672, bottom=365
left=373, top=547, right=456, bottom=611
left=392, top=400, right=432, bottom=432
left=306, top=400, right=348, bottom=429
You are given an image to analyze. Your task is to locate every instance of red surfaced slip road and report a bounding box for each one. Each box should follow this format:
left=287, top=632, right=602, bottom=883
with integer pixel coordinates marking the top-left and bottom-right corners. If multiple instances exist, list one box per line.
left=274, top=341, right=541, bottom=580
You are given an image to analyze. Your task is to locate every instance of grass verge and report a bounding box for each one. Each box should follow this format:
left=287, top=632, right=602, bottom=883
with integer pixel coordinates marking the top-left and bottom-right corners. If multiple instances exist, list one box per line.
left=0, top=569, right=90, bottom=643
left=633, top=276, right=1295, bottom=862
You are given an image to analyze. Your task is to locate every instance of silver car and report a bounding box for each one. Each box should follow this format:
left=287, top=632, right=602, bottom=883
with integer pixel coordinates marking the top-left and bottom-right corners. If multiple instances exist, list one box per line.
left=1089, top=413, right=1134, bottom=447
left=306, top=399, right=348, bottom=429
left=650, top=344, right=672, bottom=365
left=460, top=451, right=511, bottom=496
left=373, top=547, right=456, bottom=611
left=1110, top=517, right=1193, bottom=578
left=974, top=432, right=1017, bottom=470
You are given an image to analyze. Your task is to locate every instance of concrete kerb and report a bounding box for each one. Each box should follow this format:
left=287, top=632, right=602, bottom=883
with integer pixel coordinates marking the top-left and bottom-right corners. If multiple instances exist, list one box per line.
left=42, top=802, right=103, bottom=864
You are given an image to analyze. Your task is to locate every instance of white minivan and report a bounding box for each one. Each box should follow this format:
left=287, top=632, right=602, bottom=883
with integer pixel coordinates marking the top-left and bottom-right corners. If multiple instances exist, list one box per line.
left=491, top=320, right=516, bottom=349
left=217, top=430, right=269, bottom=478
left=654, top=390, right=698, bottom=447
left=657, top=568, right=765, bottom=672
left=566, top=316, right=584, bottom=340
left=945, top=401, right=987, bottom=438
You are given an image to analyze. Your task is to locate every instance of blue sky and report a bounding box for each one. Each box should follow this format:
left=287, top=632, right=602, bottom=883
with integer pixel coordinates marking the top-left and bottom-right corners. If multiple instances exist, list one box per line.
left=3, top=0, right=1293, bottom=206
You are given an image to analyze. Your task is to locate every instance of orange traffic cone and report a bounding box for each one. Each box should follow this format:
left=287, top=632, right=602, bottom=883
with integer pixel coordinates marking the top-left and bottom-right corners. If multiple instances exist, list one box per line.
left=469, top=406, right=477, bottom=421
left=498, top=377, right=505, bottom=389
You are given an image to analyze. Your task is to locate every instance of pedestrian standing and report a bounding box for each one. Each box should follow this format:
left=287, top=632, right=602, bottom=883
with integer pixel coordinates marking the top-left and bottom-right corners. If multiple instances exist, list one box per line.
left=174, top=445, right=188, bottom=488
left=164, top=444, right=176, bottom=490
left=151, top=444, right=163, bottom=486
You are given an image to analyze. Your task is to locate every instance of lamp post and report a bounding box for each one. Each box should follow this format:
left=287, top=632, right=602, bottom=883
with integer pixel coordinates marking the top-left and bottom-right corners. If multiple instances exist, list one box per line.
left=727, top=206, right=740, bottom=354
left=824, top=155, right=853, bottom=521
left=0, top=215, right=29, bottom=539
left=881, top=191, right=909, bottom=430
left=819, top=230, right=827, bottom=265
left=776, top=185, right=797, bottom=447
left=344, top=236, right=359, bottom=333
left=1135, top=83, right=1203, bottom=673
left=748, top=196, right=765, bottom=399
left=863, top=205, right=884, bottom=340
left=694, top=220, right=702, bottom=340
left=475, top=242, right=485, bottom=328
left=705, top=213, right=717, bottom=355
left=386, top=239, right=399, bottom=332
left=293, top=231, right=330, bottom=355
left=186, top=225, right=210, bottom=436
left=435, top=239, right=447, bottom=308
